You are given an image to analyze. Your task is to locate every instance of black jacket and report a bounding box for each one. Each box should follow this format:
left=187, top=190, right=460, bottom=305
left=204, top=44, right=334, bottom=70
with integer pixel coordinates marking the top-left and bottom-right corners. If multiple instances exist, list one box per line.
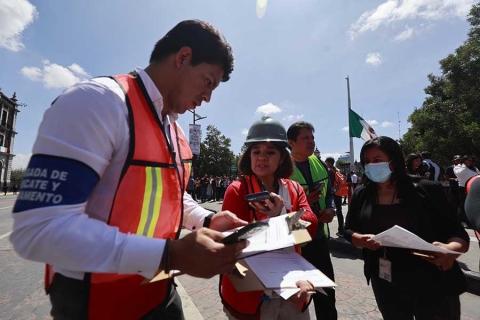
left=344, top=179, right=469, bottom=296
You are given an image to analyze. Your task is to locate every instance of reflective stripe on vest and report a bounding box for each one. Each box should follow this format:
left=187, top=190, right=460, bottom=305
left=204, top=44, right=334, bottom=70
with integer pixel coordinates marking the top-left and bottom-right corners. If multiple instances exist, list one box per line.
left=290, top=155, right=329, bottom=237
left=220, top=175, right=302, bottom=320
left=45, top=73, right=193, bottom=320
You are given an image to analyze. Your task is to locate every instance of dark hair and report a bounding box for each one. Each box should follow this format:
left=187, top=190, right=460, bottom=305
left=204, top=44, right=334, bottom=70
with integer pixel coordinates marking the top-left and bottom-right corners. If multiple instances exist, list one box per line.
left=286, top=121, right=315, bottom=150
left=405, top=153, right=422, bottom=168
left=360, top=136, right=408, bottom=186
left=238, top=143, right=294, bottom=179
left=461, top=155, right=473, bottom=164
left=287, top=121, right=315, bottom=141
left=325, top=157, right=335, bottom=164
left=150, top=20, right=234, bottom=82
left=421, top=151, right=431, bottom=159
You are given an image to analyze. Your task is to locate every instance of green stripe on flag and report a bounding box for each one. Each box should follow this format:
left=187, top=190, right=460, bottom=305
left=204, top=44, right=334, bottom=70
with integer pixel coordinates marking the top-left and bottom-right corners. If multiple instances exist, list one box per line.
left=349, top=109, right=364, bottom=138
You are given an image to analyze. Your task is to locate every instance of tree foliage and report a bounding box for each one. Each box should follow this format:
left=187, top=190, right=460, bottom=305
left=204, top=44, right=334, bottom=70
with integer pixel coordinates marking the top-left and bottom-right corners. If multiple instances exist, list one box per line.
left=196, top=125, right=235, bottom=177
left=10, top=168, right=25, bottom=186
left=402, top=3, right=480, bottom=167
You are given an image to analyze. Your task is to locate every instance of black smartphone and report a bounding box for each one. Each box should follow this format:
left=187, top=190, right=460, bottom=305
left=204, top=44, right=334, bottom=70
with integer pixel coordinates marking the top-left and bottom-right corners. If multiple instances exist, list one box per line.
left=244, top=191, right=274, bottom=203
left=221, top=221, right=269, bottom=244
left=311, top=181, right=325, bottom=192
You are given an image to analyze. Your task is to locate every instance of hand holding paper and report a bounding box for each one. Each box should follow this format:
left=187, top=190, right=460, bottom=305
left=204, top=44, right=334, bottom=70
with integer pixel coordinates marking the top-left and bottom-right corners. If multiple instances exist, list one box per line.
left=351, top=233, right=381, bottom=251
left=169, top=228, right=248, bottom=278
left=287, top=280, right=315, bottom=304
left=415, top=241, right=464, bottom=271
left=371, top=225, right=462, bottom=255
left=227, top=213, right=311, bottom=259
left=209, top=210, right=248, bottom=232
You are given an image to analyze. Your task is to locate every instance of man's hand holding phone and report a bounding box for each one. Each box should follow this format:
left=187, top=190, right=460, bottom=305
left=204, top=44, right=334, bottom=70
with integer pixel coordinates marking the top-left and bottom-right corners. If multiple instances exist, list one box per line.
left=317, top=208, right=335, bottom=223
left=221, top=221, right=269, bottom=244
left=306, top=181, right=325, bottom=206
left=310, top=181, right=325, bottom=193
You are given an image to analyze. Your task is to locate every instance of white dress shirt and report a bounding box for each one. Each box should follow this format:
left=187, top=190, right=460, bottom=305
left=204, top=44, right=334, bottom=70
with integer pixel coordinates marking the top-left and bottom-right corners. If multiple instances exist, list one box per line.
left=424, top=159, right=441, bottom=181
left=10, top=67, right=211, bottom=280
left=454, top=164, right=480, bottom=187
left=351, top=174, right=358, bottom=184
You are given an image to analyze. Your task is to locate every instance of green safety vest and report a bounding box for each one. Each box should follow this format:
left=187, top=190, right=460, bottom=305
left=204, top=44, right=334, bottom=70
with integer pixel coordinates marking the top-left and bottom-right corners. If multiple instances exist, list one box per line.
left=290, top=155, right=330, bottom=237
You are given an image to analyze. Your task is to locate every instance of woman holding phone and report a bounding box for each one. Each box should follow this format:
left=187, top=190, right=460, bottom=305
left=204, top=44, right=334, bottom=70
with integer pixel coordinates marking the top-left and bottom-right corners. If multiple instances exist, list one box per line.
left=344, top=136, right=469, bottom=319
left=219, top=116, right=318, bottom=320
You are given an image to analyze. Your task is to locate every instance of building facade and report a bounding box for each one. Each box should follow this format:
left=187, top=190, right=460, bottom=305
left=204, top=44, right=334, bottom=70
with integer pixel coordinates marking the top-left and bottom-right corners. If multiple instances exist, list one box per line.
left=337, top=153, right=361, bottom=176
left=0, top=89, right=19, bottom=187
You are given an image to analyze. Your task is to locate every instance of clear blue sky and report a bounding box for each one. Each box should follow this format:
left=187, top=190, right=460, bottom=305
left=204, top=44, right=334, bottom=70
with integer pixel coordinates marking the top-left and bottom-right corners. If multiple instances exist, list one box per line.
left=0, top=0, right=475, bottom=169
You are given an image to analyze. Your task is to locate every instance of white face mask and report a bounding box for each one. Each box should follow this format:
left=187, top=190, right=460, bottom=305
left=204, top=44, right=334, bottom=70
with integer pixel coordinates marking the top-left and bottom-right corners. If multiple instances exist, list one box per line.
left=364, top=162, right=392, bottom=183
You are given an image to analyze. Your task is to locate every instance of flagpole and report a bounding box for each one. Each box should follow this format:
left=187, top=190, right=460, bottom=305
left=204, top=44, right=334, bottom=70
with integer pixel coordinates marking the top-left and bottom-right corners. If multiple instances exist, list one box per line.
left=346, top=76, right=355, bottom=172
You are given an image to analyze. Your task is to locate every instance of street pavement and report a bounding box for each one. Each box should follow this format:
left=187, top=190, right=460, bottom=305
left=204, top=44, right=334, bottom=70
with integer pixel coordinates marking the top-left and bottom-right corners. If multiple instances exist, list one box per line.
left=0, top=195, right=479, bottom=319
left=183, top=200, right=480, bottom=320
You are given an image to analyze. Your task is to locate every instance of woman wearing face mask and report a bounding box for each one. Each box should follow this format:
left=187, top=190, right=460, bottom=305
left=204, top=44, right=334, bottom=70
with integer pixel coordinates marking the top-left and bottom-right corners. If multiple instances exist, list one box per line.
left=344, top=136, right=469, bottom=320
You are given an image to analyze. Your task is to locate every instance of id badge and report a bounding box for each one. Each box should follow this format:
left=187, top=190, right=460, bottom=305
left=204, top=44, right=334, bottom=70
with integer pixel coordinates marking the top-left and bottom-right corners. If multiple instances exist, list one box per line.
left=379, top=258, right=392, bottom=282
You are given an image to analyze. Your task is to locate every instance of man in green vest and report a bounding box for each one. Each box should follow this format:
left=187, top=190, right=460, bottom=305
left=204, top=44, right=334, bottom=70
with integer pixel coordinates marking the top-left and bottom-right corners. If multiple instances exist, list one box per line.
left=287, top=121, right=337, bottom=320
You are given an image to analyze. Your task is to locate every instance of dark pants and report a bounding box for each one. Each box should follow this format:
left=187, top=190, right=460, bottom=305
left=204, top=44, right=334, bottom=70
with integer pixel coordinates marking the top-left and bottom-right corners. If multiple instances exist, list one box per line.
left=371, top=276, right=460, bottom=320
left=301, top=237, right=337, bottom=320
left=458, top=186, right=471, bottom=225
left=333, top=195, right=344, bottom=234
left=187, top=189, right=196, bottom=200
left=141, top=287, right=184, bottom=320
left=448, top=187, right=459, bottom=213
left=49, top=273, right=184, bottom=320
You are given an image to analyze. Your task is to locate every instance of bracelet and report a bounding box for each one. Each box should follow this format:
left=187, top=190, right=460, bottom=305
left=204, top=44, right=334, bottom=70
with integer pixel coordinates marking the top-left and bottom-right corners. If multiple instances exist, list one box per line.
left=203, top=212, right=215, bottom=228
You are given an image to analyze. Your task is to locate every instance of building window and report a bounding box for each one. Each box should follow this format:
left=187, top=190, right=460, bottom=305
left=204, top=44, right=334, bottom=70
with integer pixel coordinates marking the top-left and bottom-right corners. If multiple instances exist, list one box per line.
left=0, top=134, right=4, bottom=147
left=1, top=109, right=7, bottom=127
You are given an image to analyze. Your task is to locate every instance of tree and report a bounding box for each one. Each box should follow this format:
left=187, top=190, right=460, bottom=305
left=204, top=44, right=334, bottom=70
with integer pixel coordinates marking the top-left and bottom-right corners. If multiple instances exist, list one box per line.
left=196, top=125, right=235, bottom=177
left=233, top=153, right=241, bottom=165
left=240, top=143, right=248, bottom=155
left=10, top=168, right=25, bottom=186
left=335, top=160, right=348, bottom=169
left=402, top=3, right=480, bottom=167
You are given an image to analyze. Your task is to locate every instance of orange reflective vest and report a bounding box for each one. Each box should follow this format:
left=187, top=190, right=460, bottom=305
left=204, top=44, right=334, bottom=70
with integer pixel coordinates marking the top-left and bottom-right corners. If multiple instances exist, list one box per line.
left=45, top=72, right=192, bottom=319
left=220, top=175, right=307, bottom=320
left=333, top=170, right=349, bottom=197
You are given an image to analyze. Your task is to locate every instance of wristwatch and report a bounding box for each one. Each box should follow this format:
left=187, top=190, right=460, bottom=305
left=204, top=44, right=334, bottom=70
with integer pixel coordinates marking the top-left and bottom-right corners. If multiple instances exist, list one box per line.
left=203, top=212, right=215, bottom=228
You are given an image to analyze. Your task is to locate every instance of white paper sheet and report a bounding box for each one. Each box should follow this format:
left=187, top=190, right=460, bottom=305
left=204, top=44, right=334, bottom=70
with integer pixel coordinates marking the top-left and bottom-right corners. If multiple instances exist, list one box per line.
left=371, top=225, right=461, bottom=254
left=274, top=288, right=327, bottom=300
left=245, top=248, right=337, bottom=290
left=225, top=215, right=297, bottom=259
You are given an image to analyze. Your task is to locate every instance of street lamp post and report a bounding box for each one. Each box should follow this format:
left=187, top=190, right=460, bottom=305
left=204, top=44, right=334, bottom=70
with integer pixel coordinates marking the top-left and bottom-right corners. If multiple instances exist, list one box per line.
left=314, top=147, right=321, bottom=159
left=189, top=110, right=206, bottom=178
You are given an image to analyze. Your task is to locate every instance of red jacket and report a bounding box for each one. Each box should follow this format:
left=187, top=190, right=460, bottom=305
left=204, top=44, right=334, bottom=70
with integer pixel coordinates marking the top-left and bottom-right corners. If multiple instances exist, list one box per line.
left=219, top=176, right=317, bottom=320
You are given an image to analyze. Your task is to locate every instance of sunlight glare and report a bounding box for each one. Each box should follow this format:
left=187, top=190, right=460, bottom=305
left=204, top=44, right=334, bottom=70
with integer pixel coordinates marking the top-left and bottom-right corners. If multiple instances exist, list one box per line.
left=256, top=0, right=268, bottom=19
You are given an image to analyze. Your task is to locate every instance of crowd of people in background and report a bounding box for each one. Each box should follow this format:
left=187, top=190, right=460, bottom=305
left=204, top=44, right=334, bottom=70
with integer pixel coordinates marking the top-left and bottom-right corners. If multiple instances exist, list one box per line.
left=187, top=174, right=239, bottom=203
left=405, top=151, right=480, bottom=227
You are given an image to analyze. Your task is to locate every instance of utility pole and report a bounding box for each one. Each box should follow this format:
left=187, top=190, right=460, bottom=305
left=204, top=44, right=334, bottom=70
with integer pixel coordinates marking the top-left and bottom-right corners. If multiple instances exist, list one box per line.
left=188, top=110, right=206, bottom=178
left=398, top=111, right=401, bottom=141
left=346, top=76, right=355, bottom=172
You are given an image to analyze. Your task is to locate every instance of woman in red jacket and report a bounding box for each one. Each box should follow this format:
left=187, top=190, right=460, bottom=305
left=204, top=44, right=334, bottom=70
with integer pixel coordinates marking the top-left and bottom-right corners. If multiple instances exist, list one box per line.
left=219, top=116, right=318, bottom=320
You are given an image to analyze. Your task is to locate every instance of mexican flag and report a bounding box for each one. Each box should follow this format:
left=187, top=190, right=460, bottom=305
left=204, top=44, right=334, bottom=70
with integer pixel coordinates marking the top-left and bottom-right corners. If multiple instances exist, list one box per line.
left=349, top=109, right=377, bottom=141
